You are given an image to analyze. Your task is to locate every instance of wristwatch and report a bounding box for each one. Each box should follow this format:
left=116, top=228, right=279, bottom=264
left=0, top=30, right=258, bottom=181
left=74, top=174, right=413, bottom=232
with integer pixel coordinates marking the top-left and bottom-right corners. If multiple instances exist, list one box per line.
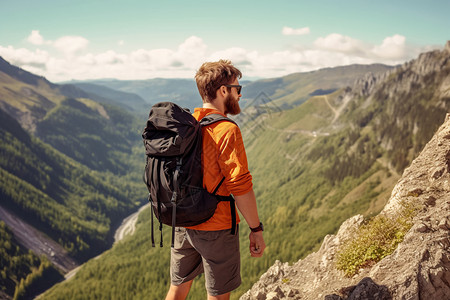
left=250, top=222, right=264, bottom=232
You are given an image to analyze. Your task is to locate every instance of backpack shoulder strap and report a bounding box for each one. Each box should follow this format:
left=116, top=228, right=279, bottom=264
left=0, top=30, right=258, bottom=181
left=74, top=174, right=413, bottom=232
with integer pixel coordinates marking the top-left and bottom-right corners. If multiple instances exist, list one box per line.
left=199, top=114, right=237, bottom=127
left=199, top=113, right=238, bottom=235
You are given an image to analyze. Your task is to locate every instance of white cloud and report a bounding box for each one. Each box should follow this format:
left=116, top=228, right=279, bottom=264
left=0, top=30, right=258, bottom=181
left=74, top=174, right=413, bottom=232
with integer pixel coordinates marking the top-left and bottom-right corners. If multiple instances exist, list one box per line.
left=95, top=50, right=127, bottom=65
left=53, top=36, right=89, bottom=57
left=282, top=26, right=310, bottom=36
left=178, top=36, right=207, bottom=55
left=311, top=33, right=415, bottom=65
left=239, top=49, right=374, bottom=79
left=209, top=47, right=256, bottom=66
left=131, top=48, right=176, bottom=68
left=27, top=30, right=45, bottom=45
left=314, top=33, right=366, bottom=54
left=371, top=34, right=406, bottom=59
left=0, top=31, right=432, bottom=82
left=177, top=36, right=208, bottom=67
left=0, top=45, right=49, bottom=66
left=24, top=30, right=90, bottom=57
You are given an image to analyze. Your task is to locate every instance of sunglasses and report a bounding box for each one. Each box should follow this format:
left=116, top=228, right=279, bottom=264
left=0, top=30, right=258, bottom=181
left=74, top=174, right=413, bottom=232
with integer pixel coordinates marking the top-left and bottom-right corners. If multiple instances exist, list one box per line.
left=224, top=84, right=242, bottom=94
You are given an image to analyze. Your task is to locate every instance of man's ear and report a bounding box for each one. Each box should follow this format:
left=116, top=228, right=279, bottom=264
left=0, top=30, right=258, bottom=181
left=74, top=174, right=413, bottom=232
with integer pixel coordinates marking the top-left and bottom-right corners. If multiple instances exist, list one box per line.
left=217, top=85, right=227, bottom=98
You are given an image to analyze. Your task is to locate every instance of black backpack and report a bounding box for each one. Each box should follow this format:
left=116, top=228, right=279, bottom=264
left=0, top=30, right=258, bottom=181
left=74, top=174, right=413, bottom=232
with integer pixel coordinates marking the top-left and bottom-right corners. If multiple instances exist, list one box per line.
left=142, top=102, right=237, bottom=247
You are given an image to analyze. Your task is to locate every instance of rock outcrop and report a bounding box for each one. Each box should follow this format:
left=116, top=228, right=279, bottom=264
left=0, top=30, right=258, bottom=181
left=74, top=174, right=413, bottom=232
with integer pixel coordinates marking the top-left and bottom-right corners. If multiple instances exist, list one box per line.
left=241, top=114, right=450, bottom=299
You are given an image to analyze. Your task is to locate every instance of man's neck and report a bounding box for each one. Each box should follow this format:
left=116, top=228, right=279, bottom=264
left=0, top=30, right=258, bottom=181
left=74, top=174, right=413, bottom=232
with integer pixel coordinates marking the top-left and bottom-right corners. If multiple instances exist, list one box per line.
left=203, top=102, right=226, bottom=115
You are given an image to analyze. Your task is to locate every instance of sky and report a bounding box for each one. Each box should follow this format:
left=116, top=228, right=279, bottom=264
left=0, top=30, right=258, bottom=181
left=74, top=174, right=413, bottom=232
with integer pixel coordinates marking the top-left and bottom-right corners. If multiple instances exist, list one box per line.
left=0, top=0, right=449, bottom=82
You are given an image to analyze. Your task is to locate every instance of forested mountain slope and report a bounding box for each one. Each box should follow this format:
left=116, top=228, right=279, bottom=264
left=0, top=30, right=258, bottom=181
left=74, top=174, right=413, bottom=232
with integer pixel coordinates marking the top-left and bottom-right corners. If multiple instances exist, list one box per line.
left=242, top=113, right=450, bottom=299
left=66, top=82, right=147, bottom=113
left=0, top=57, right=143, bottom=174
left=0, top=107, right=142, bottom=261
left=0, top=221, right=63, bottom=299
left=41, top=43, right=450, bottom=299
left=34, top=97, right=140, bottom=174
left=242, top=41, right=449, bottom=265
left=0, top=57, right=147, bottom=299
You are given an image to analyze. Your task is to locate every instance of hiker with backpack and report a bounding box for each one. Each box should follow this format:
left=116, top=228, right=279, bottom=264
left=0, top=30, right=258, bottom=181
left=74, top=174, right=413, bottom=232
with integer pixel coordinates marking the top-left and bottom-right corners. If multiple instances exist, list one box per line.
left=143, top=59, right=265, bottom=300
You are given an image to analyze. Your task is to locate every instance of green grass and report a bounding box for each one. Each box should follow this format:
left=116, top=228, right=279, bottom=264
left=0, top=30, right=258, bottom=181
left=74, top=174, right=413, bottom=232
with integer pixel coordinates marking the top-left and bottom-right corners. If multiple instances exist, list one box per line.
left=336, top=199, right=422, bottom=277
left=0, top=75, right=64, bottom=113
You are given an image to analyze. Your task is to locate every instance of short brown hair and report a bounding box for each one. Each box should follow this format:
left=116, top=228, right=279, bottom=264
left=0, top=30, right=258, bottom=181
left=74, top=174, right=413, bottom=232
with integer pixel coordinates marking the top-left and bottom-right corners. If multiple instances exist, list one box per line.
left=195, top=60, right=242, bottom=102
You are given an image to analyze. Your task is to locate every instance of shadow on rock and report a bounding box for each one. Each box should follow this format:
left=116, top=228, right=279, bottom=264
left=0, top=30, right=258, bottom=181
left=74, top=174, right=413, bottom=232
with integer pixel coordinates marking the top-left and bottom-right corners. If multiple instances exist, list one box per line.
left=325, top=277, right=392, bottom=300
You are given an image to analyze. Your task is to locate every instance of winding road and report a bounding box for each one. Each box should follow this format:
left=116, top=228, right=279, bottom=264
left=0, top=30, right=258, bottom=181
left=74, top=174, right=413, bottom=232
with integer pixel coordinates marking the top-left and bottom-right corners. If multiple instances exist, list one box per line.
left=0, top=205, right=78, bottom=273
left=0, top=203, right=149, bottom=279
left=114, top=203, right=149, bottom=244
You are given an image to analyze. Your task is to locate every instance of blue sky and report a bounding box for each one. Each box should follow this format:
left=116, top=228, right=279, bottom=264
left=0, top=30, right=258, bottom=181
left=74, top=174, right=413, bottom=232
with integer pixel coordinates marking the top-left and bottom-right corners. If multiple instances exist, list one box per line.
left=0, top=0, right=449, bottom=81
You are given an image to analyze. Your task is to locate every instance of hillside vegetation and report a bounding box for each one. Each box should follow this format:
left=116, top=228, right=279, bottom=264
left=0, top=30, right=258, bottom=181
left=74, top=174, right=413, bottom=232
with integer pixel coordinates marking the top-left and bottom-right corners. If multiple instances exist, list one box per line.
left=0, top=106, right=144, bottom=261
left=0, top=221, right=63, bottom=299
left=40, top=45, right=450, bottom=300
left=65, top=82, right=147, bottom=113
left=35, top=97, right=140, bottom=174
left=0, top=57, right=149, bottom=299
left=242, top=108, right=450, bottom=299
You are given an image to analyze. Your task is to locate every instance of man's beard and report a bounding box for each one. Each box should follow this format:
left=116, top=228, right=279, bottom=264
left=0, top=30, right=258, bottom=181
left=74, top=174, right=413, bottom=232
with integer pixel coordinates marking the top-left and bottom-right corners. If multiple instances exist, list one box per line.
left=224, top=94, right=241, bottom=115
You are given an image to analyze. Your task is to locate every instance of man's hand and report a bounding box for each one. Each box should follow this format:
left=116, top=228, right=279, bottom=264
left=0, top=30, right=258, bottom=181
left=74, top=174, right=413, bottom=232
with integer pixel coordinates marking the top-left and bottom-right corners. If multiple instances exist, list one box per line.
left=234, top=189, right=266, bottom=257
left=249, top=231, right=265, bottom=257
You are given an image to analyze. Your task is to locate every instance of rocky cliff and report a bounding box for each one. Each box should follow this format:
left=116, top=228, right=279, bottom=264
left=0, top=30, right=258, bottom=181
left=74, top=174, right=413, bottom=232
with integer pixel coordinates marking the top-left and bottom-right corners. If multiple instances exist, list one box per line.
left=240, top=110, right=450, bottom=299
left=352, top=40, right=450, bottom=99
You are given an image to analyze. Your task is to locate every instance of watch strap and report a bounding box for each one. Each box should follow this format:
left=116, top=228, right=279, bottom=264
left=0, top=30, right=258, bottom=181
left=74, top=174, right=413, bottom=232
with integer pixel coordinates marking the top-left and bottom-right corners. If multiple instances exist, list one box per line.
left=250, top=222, right=263, bottom=232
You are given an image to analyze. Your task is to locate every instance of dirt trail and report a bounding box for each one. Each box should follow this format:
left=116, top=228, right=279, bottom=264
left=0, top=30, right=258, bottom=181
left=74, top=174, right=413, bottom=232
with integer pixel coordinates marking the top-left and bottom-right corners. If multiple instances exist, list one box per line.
left=321, top=94, right=352, bottom=124
left=322, top=95, right=337, bottom=117
left=0, top=205, right=78, bottom=273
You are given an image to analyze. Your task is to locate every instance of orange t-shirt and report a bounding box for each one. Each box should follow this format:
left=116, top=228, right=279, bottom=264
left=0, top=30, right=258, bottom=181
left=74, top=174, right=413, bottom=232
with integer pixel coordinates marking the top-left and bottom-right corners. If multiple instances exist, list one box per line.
left=185, top=108, right=253, bottom=231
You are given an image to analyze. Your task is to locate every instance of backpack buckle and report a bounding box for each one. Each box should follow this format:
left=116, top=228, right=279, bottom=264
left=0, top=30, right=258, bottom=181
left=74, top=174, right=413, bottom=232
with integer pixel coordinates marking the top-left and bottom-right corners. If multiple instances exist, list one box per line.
left=170, top=191, right=177, bottom=203
left=176, top=158, right=182, bottom=169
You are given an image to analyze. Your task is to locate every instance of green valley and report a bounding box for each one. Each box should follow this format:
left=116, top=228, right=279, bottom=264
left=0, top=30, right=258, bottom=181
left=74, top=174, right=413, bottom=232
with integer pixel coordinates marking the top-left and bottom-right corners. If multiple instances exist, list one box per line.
left=0, top=57, right=148, bottom=299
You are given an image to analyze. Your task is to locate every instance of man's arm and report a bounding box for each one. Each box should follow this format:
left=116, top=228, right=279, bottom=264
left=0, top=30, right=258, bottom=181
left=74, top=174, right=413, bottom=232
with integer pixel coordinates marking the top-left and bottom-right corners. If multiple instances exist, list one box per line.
left=234, top=189, right=266, bottom=257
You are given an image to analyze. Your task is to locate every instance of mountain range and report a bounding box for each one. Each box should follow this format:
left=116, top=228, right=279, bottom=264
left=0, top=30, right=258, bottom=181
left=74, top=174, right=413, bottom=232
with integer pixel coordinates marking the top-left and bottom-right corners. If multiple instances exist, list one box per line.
left=66, top=64, right=393, bottom=114
left=66, top=78, right=200, bottom=114
left=1, top=41, right=449, bottom=299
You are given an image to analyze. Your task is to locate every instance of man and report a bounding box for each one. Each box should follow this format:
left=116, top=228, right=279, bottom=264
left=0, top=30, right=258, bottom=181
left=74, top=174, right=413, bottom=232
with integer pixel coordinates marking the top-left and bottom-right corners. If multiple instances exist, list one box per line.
left=165, top=60, right=266, bottom=300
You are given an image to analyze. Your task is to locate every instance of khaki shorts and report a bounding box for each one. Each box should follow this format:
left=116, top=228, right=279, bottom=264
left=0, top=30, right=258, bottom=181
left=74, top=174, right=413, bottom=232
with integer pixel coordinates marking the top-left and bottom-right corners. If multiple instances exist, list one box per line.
left=170, top=226, right=241, bottom=296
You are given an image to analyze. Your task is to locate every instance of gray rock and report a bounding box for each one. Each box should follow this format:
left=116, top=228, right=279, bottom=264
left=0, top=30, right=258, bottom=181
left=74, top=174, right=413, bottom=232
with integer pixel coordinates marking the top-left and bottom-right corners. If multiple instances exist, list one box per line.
left=416, top=223, right=428, bottom=233
left=438, top=218, right=449, bottom=230
left=324, top=294, right=343, bottom=300
left=346, top=277, right=391, bottom=300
